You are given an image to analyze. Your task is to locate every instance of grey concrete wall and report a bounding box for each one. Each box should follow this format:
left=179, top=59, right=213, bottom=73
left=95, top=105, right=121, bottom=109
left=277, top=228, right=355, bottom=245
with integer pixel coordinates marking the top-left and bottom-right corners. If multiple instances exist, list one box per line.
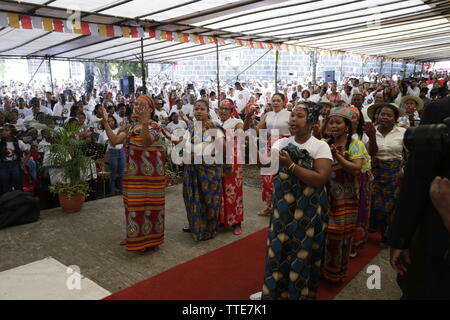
left=147, top=48, right=422, bottom=83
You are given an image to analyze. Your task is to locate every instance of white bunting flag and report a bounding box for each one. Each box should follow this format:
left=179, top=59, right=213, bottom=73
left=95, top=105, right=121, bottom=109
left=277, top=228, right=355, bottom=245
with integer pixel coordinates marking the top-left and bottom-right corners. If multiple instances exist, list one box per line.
left=113, top=25, right=122, bottom=37
left=89, top=23, right=99, bottom=36
left=31, top=16, right=42, bottom=29
left=0, top=12, right=7, bottom=28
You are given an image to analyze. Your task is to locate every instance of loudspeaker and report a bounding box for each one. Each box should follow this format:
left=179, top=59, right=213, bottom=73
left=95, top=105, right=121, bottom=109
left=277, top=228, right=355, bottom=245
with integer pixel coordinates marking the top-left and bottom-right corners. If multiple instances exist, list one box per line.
left=324, top=71, right=335, bottom=82
left=120, top=76, right=135, bottom=95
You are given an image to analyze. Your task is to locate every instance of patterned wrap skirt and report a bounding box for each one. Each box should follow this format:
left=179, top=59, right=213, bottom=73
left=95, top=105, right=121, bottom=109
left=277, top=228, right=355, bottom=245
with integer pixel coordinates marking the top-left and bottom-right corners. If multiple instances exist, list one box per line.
left=370, top=158, right=402, bottom=234
left=183, top=164, right=224, bottom=241
left=262, top=144, right=329, bottom=300
left=123, top=142, right=166, bottom=251
left=323, top=163, right=358, bottom=283
left=262, top=135, right=290, bottom=206
left=352, top=171, right=373, bottom=251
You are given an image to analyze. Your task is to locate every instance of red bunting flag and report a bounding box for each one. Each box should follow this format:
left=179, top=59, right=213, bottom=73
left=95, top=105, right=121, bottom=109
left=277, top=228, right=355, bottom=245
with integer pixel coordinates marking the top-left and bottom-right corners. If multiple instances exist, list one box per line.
left=106, top=25, right=115, bottom=37
left=199, top=35, right=205, bottom=44
left=20, top=15, right=32, bottom=29
left=53, top=19, right=63, bottom=32
left=167, top=31, right=173, bottom=41
left=148, top=28, right=155, bottom=38
left=81, top=22, right=90, bottom=35
left=130, top=26, right=138, bottom=38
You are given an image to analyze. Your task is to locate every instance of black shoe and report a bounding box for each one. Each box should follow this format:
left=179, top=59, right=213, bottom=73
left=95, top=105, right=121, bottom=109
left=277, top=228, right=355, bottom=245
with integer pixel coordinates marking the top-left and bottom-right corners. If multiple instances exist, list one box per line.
left=182, top=227, right=191, bottom=233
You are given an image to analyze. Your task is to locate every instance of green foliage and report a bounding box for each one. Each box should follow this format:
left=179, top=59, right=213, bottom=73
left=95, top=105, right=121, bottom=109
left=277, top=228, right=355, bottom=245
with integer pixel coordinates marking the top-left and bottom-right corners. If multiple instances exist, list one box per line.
left=49, top=182, right=90, bottom=199
left=46, top=123, right=92, bottom=194
left=111, top=62, right=148, bottom=79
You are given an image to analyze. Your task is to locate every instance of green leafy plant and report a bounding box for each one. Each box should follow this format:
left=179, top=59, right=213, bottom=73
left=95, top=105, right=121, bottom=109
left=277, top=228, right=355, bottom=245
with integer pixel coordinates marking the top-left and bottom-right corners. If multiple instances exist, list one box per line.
left=45, top=123, right=93, bottom=196
left=160, top=134, right=183, bottom=186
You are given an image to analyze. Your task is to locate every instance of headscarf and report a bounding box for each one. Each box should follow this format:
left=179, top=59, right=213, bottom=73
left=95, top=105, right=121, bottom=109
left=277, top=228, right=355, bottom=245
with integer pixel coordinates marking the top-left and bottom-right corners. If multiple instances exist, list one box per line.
left=132, top=95, right=155, bottom=119
left=329, top=106, right=353, bottom=121
left=294, top=101, right=323, bottom=123
left=220, top=99, right=239, bottom=117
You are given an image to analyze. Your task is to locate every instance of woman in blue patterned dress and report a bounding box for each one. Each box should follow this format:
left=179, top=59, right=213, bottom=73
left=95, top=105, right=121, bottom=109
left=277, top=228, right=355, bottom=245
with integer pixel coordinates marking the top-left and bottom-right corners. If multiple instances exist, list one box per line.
left=162, top=99, right=227, bottom=241
left=261, top=102, right=333, bottom=300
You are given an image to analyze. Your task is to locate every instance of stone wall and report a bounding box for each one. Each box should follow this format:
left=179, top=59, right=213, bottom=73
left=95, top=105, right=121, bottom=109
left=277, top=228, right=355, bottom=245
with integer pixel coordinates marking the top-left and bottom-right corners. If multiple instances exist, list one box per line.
left=147, top=47, right=422, bottom=83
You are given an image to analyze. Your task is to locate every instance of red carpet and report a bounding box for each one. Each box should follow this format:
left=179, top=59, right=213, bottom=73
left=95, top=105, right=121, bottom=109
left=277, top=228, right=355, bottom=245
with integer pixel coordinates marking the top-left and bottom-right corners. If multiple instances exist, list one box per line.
left=105, top=229, right=382, bottom=300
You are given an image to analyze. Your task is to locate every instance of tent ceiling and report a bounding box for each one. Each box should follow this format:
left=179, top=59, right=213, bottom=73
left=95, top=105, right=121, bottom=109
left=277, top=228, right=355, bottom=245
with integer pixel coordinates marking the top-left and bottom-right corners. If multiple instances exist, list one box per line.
left=0, top=0, right=449, bottom=62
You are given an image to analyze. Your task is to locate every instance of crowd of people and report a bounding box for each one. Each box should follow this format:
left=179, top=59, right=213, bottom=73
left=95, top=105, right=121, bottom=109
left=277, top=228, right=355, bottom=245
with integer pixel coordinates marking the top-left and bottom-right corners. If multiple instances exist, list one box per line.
left=0, top=70, right=449, bottom=299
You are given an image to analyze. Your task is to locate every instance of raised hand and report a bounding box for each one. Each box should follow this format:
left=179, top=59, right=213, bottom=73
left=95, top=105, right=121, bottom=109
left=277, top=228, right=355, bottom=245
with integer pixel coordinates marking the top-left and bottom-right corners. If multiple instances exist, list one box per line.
left=363, top=121, right=376, bottom=138
left=99, top=105, right=108, bottom=121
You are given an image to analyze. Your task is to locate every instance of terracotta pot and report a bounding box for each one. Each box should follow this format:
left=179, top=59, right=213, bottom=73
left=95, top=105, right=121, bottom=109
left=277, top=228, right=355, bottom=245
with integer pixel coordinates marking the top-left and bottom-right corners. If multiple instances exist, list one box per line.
left=58, top=193, right=85, bottom=213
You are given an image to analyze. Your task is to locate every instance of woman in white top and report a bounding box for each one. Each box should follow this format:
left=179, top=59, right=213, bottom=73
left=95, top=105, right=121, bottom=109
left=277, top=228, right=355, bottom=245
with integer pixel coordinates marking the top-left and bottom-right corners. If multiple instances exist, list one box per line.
left=244, top=93, right=291, bottom=216
left=166, top=112, right=187, bottom=138
left=260, top=103, right=332, bottom=300
left=98, top=115, right=125, bottom=196
left=218, top=99, right=245, bottom=235
left=366, top=102, right=406, bottom=246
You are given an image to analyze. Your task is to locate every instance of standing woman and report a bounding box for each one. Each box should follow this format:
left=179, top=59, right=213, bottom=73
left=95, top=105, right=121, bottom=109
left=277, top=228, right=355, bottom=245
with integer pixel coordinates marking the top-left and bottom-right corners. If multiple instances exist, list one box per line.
left=218, top=99, right=244, bottom=235
left=366, top=103, right=406, bottom=246
left=349, top=106, right=376, bottom=257
left=244, top=93, right=291, bottom=216
left=261, top=102, right=332, bottom=300
left=323, top=107, right=371, bottom=283
left=0, top=124, right=30, bottom=195
left=162, top=100, right=227, bottom=242
left=98, top=115, right=125, bottom=196
left=100, top=95, right=166, bottom=254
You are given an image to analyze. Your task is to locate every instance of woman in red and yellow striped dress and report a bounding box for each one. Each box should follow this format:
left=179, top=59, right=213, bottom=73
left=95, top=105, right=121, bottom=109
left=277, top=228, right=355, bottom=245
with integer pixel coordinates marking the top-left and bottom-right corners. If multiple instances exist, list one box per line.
left=100, top=95, right=165, bottom=254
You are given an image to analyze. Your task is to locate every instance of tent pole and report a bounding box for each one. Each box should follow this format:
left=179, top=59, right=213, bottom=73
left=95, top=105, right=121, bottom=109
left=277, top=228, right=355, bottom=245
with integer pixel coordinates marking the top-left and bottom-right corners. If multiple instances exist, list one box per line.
left=275, top=50, right=279, bottom=93
left=140, top=37, right=146, bottom=94
left=48, top=56, right=54, bottom=95
left=216, top=42, right=220, bottom=101
left=27, top=58, right=46, bottom=88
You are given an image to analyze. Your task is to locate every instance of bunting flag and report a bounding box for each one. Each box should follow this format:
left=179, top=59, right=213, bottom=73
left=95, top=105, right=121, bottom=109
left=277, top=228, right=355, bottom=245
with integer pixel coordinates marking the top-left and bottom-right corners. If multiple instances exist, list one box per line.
left=130, top=26, right=138, bottom=38
left=0, top=12, right=7, bottom=28
left=0, top=10, right=386, bottom=61
left=8, top=13, right=20, bottom=28
left=53, top=19, right=63, bottom=32
left=43, top=18, right=53, bottom=32
left=121, top=26, right=130, bottom=38
left=20, top=15, right=32, bottom=29
left=98, top=24, right=107, bottom=37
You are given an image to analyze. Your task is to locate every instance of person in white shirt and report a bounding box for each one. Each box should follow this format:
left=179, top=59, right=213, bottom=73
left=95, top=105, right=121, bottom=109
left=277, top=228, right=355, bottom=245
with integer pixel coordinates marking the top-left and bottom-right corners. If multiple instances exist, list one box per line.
left=407, top=79, right=421, bottom=97
left=182, top=94, right=196, bottom=118
left=169, top=99, right=184, bottom=116
left=98, top=115, right=125, bottom=196
left=154, top=99, right=169, bottom=123
left=366, top=102, right=406, bottom=246
left=0, top=124, right=30, bottom=194
left=341, top=85, right=353, bottom=104
left=252, top=103, right=332, bottom=300
left=235, top=82, right=251, bottom=116
left=53, top=94, right=73, bottom=124
left=244, top=92, right=291, bottom=217
left=166, top=112, right=187, bottom=138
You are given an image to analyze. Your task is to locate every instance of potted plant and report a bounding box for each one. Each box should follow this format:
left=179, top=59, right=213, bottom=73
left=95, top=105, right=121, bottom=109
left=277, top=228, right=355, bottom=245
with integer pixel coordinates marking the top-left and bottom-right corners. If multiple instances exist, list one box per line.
left=46, top=123, right=93, bottom=213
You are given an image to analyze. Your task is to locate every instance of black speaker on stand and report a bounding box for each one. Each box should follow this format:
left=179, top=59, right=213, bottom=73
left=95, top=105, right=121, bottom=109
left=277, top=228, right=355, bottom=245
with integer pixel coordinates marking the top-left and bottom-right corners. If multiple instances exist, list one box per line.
left=120, top=76, right=135, bottom=95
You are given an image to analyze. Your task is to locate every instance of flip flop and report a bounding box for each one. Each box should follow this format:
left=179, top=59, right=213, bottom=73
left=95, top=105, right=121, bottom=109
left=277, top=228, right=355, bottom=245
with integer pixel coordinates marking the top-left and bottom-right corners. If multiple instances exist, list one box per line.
left=232, top=226, right=242, bottom=235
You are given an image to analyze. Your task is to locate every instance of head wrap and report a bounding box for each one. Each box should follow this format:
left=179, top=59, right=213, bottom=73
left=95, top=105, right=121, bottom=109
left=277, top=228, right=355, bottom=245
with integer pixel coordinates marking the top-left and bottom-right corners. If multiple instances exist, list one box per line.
left=221, top=99, right=239, bottom=117
left=348, top=106, right=359, bottom=113
left=294, top=101, right=323, bottom=123
left=138, top=95, right=155, bottom=109
left=329, top=106, right=353, bottom=121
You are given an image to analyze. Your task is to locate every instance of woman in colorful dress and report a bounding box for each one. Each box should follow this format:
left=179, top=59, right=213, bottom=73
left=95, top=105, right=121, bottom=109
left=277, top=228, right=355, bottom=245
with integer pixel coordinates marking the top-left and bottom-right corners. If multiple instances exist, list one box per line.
left=100, top=95, right=166, bottom=254
left=261, top=102, right=332, bottom=299
left=323, top=107, right=371, bottom=284
left=218, top=99, right=244, bottom=235
left=366, top=102, right=406, bottom=247
left=349, top=106, right=375, bottom=257
left=244, top=93, right=291, bottom=217
left=162, top=99, right=227, bottom=242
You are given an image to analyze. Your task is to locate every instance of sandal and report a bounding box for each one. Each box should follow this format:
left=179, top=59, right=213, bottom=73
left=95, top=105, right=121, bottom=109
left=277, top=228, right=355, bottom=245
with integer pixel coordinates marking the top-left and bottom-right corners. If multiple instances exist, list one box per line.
left=233, top=226, right=242, bottom=236
left=257, top=207, right=272, bottom=216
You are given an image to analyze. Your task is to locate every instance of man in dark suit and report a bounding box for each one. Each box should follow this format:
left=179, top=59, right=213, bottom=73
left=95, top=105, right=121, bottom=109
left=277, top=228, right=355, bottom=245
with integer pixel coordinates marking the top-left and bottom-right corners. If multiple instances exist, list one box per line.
left=389, top=96, right=450, bottom=300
